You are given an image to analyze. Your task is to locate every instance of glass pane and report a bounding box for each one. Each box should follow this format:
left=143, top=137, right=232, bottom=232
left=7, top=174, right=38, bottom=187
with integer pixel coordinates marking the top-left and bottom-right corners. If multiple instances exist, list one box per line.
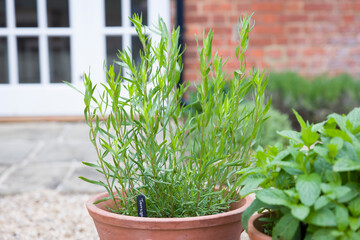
left=105, top=0, right=122, bottom=26
left=47, top=0, right=69, bottom=27
left=17, top=37, right=40, bottom=84
left=49, top=37, right=71, bottom=83
left=0, top=37, right=8, bottom=84
left=0, top=0, right=6, bottom=27
left=131, top=36, right=143, bottom=66
left=15, top=0, right=38, bottom=27
left=131, top=0, right=147, bottom=25
left=106, top=36, right=122, bottom=74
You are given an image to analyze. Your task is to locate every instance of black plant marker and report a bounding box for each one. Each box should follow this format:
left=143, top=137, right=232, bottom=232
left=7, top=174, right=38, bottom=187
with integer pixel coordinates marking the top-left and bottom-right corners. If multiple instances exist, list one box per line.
left=137, top=195, right=147, bottom=217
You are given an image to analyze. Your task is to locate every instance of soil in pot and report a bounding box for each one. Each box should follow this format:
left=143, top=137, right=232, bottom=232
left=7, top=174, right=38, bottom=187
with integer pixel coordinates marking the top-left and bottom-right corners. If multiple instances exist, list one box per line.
left=86, top=191, right=253, bottom=240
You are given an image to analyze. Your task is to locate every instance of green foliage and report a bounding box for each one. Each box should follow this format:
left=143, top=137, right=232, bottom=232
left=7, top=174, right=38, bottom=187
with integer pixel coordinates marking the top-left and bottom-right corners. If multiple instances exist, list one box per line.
left=240, top=108, right=360, bottom=239
left=268, top=72, right=360, bottom=129
left=74, top=14, right=269, bottom=218
left=185, top=84, right=292, bottom=148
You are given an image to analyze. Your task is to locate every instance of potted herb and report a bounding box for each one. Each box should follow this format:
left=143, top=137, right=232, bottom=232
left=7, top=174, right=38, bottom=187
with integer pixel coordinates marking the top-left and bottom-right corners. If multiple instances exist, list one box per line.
left=74, top=14, right=269, bottom=240
left=240, top=108, right=360, bottom=240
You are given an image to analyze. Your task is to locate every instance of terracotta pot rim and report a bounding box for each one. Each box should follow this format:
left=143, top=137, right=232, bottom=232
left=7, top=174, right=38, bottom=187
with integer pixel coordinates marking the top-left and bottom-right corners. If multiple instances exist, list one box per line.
left=86, top=191, right=252, bottom=230
left=248, top=212, right=272, bottom=240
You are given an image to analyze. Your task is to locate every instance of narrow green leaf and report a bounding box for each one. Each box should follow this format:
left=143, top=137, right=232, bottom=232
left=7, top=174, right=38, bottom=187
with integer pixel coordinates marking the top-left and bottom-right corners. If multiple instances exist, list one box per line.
left=78, top=176, right=106, bottom=187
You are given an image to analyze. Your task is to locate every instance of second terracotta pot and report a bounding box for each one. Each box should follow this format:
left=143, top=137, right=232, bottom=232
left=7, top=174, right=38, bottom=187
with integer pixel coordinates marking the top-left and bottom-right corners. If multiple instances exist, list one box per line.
left=86, top=191, right=252, bottom=240
left=247, top=213, right=272, bottom=240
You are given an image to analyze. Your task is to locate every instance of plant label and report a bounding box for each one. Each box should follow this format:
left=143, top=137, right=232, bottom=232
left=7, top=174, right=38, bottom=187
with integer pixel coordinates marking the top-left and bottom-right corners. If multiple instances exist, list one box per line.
left=137, top=195, right=147, bottom=217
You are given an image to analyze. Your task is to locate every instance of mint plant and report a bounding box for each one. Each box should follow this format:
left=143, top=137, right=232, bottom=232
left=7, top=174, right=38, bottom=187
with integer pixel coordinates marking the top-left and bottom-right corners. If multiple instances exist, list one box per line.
left=73, top=14, right=269, bottom=218
left=241, top=108, right=360, bottom=239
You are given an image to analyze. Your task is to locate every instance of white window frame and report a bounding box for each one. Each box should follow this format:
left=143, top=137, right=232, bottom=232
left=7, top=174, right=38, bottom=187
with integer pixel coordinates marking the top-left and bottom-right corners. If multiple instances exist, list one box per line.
left=0, top=0, right=170, bottom=117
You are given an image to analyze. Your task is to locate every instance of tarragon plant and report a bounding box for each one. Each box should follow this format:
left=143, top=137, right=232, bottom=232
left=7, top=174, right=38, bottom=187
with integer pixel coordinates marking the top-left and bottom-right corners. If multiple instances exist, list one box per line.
left=241, top=108, right=360, bottom=239
left=76, top=14, right=269, bottom=218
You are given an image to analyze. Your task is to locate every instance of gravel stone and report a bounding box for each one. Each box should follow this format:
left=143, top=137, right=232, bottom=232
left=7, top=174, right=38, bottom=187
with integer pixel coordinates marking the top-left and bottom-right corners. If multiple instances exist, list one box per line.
left=0, top=189, right=98, bottom=239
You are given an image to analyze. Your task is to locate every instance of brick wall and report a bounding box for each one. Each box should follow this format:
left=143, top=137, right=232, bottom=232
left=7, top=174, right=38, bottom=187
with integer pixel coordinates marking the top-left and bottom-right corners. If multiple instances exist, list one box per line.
left=182, top=0, right=360, bottom=83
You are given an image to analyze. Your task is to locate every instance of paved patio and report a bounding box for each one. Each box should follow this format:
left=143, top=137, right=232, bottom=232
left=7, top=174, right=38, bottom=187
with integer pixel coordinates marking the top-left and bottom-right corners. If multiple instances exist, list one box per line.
left=0, top=121, right=104, bottom=195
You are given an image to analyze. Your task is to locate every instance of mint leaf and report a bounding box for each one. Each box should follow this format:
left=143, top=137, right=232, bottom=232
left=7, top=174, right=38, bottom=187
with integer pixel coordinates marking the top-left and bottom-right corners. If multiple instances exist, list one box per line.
left=335, top=204, right=349, bottom=231
left=349, top=197, right=360, bottom=217
left=273, top=213, right=299, bottom=240
left=296, top=173, right=321, bottom=206
left=256, top=189, right=293, bottom=207
left=290, top=204, right=310, bottom=221
left=307, top=208, right=337, bottom=227
left=333, top=158, right=360, bottom=172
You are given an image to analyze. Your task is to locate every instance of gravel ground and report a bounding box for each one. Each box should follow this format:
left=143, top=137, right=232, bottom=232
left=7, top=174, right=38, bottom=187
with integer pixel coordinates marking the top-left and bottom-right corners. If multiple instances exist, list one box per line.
left=0, top=189, right=98, bottom=240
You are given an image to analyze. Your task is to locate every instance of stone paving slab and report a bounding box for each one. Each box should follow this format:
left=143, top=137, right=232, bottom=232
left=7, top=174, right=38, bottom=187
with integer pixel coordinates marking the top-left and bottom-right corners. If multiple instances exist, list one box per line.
left=0, top=165, right=7, bottom=175
left=0, top=122, right=63, bottom=141
left=0, top=140, right=36, bottom=165
left=59, top=166, right=105, bottom=194
left=33, top=140, right=97, bottom=163
left=61, top=123, right=90, bottom=143
left=0, top=162, right=71, bottom=195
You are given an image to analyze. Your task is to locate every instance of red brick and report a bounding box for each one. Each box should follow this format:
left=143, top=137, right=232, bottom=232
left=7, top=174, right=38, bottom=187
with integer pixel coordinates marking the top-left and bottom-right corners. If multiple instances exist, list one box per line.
left=184, top=16, right=208, bottom=24
left=303, top=48, right=325, bottom=57
left=213, top=27, right=232, bottom=35
left=343, top=15, right=355, bottom=23
left=275, top=37, right=288, bottom=45
left=252, top=2, right=283, bottom=12
left=184, top=3, right=199, bottom=14
left=260, top=14, right=278, bottom=23
left=304, top=4, right=333, bottom=11
left=280, top=15, right=308, bottom=22
left=253, top=26, right=283, bottom=35
left=203, top=3, right=232, bottom=12
left=354, top=3, right=360, bottom=11
left=184, top=50, right=198, bottom=58
left=251, top=38, right=272, bottom=46
left=286, top=49, right=298, bottom=58
left=250, top=49, right=264, bottom=58
left=266, top=49, right=284, bottom=59
left=312, top=15, right=341, bottom=23
left=288, top=26, right=302, bottom=34
left=212, top=15, right=226, bottom=23
left=285, top=2, right=303, bottom=12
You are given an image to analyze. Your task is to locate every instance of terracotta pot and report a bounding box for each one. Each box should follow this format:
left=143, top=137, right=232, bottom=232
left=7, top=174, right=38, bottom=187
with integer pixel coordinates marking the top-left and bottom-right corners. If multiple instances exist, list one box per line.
left=86, top=191, right=252, bottom=240
left=247, top=213, right=272, bottom=240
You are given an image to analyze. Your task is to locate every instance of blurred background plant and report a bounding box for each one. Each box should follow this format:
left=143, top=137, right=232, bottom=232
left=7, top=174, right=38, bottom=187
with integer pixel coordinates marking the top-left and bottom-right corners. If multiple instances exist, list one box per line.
left=267, top=72, right=360, bottom=130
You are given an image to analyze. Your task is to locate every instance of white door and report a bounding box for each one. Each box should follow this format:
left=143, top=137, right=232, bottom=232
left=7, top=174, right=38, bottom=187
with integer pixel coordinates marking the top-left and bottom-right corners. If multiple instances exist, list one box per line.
left=0, top=0, right=170, bottom=117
